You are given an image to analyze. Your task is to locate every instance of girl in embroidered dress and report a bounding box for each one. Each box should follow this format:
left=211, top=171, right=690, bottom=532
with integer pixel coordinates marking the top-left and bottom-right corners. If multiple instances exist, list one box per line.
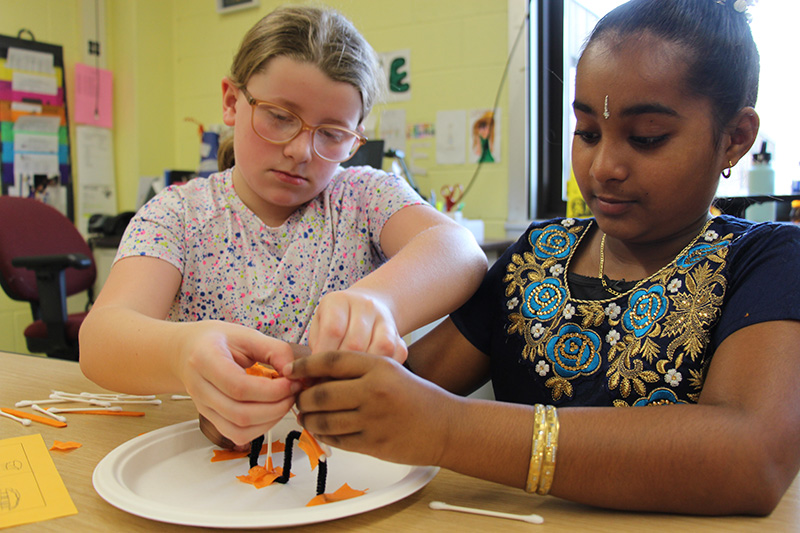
left=285, top=0, right=800, bottom=515
left=79, top=6, right=487, bottom=448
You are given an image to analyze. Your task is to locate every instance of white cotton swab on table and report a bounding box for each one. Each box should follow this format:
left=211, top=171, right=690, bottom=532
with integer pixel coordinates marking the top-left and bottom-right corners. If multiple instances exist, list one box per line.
left=105, top=399, right=162, bottom=405
left=171, top=395, right=192, bottom=400
left=32, top=404, right=68, bottom=423
left=0, top=410, right=32, bottom=426
left=78, top=392, right=156, bottom=400
left=428, top=501, right=544, bottom=525
left=48, top=394, right=111, bottom=407
left=51, top=390, right=124, bottom=398
left=51, top=391, right=157, bottom=403
left=15, top=398, right=69, bottom=407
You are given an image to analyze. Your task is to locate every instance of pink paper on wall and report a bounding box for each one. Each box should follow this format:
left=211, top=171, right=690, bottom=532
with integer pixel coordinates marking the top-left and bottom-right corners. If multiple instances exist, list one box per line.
left=74, top=62, right=112, bottom=128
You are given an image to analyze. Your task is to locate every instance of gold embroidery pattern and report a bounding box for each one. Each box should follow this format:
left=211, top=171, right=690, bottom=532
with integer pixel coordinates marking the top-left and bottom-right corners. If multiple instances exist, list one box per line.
left=505, top=219, right=730, bottom=405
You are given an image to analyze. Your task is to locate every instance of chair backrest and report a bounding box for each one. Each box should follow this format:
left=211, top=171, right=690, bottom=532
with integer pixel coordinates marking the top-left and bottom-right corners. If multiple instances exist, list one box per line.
left=0, top=196, right=96, bottom=303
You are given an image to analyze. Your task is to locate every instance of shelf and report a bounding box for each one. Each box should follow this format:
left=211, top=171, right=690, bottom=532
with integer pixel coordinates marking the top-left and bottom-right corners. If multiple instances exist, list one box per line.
left=712, top=195, right=800, bottom=219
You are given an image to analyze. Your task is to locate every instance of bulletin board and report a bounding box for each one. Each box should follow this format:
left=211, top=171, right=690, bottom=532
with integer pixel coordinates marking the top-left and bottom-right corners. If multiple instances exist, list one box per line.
left=0, top=33, right=74, bottom=221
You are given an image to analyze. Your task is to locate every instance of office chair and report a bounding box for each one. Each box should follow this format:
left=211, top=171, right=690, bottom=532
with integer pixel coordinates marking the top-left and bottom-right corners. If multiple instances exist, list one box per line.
left=0, top=196, right=96, bottom=361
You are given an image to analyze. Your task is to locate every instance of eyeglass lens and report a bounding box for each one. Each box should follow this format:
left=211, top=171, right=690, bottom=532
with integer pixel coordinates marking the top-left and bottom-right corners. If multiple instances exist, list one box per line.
left=253, top=104, right=360, bottom=162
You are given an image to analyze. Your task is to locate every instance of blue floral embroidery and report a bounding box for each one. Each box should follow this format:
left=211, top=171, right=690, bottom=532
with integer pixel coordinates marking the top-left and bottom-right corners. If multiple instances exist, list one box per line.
left=546, top=323, right=602, bottom=378
left=523, top=278, right=566, bottom=321
left=633, top=387, right=687, bottom=406
left=529, top=224, right=576, bottom=260
left=623, top=285, right=668, bottom=338
left=676, top=240, right=730, bottom=268
left=504, top=217, right=734, bottom=406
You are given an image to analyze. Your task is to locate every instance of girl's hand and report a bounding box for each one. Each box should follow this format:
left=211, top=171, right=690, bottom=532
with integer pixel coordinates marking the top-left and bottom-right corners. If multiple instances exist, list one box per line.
left=283, top=350, right=453, bottom=466
left=175, top=321, right=302, bottom=447
left=308, top=288, right=408, bottom=362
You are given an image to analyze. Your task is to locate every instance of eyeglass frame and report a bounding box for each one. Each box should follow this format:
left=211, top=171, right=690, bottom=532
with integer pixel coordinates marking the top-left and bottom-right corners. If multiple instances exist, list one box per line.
left=237, top=85, right=367, bottom=163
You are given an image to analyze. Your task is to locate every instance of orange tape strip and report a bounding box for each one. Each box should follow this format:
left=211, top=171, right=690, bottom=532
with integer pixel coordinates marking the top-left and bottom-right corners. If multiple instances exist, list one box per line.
left=1, top=407, right=67, bottom=428
left=62, top=410, right=145, bottom=416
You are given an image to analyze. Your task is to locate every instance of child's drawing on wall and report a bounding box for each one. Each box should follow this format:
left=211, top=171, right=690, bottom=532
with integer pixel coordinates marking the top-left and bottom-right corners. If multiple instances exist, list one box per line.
left=469, top=109, right=500, bottom=163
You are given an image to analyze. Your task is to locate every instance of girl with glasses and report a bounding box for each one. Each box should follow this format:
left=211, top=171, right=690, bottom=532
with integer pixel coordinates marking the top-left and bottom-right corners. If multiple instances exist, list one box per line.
left=80, top=6, right=487, bottom=449
left=286, top=0, right=800, bottom=515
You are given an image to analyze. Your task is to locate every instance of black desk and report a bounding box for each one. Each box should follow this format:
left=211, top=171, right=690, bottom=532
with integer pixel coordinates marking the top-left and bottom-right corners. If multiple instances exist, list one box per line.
left=713, top=195, right=800, bottom=219
left=88, top=234, right=122, bottom=249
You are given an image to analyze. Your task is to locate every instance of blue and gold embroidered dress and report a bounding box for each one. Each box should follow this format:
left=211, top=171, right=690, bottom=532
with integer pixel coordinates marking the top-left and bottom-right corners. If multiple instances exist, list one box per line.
left=451, top=216, right=800, bottom=407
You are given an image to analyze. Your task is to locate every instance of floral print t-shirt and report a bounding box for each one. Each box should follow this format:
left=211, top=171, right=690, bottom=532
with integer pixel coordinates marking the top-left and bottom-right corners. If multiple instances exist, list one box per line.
left=451, top=216, right=800, bottom=407
left=115, top=166, right=425, bottom=344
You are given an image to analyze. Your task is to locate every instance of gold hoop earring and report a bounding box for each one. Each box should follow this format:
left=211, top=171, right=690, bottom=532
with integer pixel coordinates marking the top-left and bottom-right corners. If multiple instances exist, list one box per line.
left=721, top=160, right=733, bottom=179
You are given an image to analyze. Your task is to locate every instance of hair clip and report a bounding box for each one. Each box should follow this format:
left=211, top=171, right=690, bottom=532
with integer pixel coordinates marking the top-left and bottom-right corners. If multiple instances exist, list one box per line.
left=718, top=0, right=756, bottom=14
left=733, top=0, right=757, bottom=13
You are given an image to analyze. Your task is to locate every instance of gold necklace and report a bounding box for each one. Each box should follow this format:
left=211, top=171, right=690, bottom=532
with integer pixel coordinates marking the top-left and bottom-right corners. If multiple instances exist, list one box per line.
left=598, top=232, right=624, bottom=296
left=597, top=218, right=715, bottom=298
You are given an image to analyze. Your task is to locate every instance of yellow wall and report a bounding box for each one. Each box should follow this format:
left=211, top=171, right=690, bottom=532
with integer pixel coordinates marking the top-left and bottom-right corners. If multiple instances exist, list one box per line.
left=106, top=0, right=176, bottom=213
left=0, top=0, right=516, bottom=352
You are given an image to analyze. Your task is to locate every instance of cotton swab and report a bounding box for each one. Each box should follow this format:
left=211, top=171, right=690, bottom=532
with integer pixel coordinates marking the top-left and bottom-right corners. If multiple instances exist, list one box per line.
left=267, top=429, right=273, bottom=468
left=1, top=408, right=67, bottom=428
left=51, top=390, right=158, bottom=403
left=47, top=406, right=123, bottom=413
left=32, top=404, right=68, bottom=423
left=17, top=397, right=108, bottom=407
left=105, top=399, right=162, bottom=405
left=171, top=394, right=192, bottom=400
left=15, top=398, right=68, bottom=407
left=48, top=410, right=144, bottom=416
left=52, top=390, right=155, bottom=400
left=47, top=394, right=111, bottom=407
left=428, top=501, right=544, bottom=525
left=77, top=392, right=156, bottom=400
left=1, top=410, right=32, bottom=426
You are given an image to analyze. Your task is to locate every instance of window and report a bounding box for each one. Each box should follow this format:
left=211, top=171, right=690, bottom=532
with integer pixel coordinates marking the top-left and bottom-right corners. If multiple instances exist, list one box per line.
left=530, top=0, right=800, bottom=219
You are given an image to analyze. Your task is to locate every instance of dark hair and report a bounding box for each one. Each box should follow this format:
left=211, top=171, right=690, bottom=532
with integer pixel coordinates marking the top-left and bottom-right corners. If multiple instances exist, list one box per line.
left=581, top=0, right=759, bottom=140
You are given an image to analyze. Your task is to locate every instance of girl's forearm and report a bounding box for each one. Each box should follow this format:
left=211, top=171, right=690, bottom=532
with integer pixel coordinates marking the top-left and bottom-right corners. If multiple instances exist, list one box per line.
left=354, top=224, right=487, bottom=335
left=79, top=306, right=189, bottom=394
left=435, top=400, right=791, bottom=515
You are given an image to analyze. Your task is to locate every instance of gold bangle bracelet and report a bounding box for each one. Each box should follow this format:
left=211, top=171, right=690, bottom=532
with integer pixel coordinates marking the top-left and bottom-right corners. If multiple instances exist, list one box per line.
left=525, top=404, right=546, bottom=493
left=536, top=405, right=559, bottom=495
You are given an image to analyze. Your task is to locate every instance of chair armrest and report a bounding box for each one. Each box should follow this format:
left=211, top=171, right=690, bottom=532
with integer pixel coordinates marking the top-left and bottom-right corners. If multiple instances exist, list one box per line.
left=12, top=253, right=91, bottom=273
left=11, top=253, right=91, bottom=326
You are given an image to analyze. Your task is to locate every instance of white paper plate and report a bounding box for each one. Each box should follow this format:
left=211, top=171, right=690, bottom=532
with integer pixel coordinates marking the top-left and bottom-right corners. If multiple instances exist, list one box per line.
left=93, top=417, right=438, bottom=528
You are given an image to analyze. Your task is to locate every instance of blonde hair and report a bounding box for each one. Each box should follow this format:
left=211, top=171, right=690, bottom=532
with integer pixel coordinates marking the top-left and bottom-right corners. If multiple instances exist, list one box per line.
left=220, top=5, right=383, bottom=169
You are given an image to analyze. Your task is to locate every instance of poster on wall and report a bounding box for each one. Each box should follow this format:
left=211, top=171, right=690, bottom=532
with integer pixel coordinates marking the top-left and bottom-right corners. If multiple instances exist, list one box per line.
left=74, top=62, right=113, bottom=129
left=0, top=35, right=74, bottom=219
left=435, top=110, right=466, bottom=165
left=468, top=108, right=500, bottom=164
left=76, top=125, right=116, bottom=229
left=379, top=108, right=406, bottom=153
left=378, top=49, right=411, bottom=102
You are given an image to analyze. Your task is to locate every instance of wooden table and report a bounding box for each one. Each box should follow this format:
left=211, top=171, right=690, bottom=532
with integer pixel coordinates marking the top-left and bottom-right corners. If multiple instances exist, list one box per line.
left=2, top=351, right=798, bottom=532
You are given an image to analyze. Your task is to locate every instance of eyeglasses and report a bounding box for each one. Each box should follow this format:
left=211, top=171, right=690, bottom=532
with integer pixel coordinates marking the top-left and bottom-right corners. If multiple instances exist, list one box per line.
left=239, top=86, right=366, bottom=163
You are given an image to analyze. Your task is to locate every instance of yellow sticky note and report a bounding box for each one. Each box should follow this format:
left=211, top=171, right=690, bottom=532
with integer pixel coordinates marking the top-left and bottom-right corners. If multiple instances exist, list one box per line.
left=0, top=434, right=77, bottom=528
